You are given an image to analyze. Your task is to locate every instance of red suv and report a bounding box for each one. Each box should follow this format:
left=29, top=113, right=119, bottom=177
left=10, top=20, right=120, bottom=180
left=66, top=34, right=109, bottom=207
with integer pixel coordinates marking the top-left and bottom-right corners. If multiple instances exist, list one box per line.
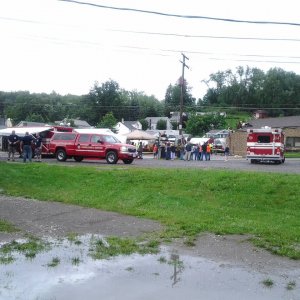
left=49, top=132, right=137, bottom=164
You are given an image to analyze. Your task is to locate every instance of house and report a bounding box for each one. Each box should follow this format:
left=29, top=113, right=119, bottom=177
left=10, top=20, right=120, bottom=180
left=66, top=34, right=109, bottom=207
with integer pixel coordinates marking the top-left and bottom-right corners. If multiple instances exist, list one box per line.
left=55, top=119, right=93, bottom=128
left=145, top=117, right=173, bottom=130
left=169, top=112, right=188, bottom=123
left=114, top=120, right=142, bottom=135
left=228, top=115, right=300, bottom=155
left=253, top=110, right=268, bottom=119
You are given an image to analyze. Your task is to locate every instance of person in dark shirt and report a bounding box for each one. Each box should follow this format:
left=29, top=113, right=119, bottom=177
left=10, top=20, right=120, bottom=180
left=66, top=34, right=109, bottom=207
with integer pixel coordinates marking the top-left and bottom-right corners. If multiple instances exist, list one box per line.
left=34, top=133, right=43, bottom=162
left=21, top=132, right=34, bottom=163
left=7, top=130, right=19, bottom=161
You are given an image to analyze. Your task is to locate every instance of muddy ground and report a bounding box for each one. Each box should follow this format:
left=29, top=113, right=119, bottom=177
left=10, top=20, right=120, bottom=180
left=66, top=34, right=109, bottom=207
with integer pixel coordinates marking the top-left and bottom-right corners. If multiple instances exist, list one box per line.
left=0, top=195, right=299, bottom=274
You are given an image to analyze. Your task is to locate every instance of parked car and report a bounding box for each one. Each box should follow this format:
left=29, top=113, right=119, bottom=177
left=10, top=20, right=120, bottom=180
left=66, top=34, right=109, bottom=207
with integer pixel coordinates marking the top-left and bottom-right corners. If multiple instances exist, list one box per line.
left=49, top=132, right=137, bottom=164
left=213, top=139, right=226, bottom=153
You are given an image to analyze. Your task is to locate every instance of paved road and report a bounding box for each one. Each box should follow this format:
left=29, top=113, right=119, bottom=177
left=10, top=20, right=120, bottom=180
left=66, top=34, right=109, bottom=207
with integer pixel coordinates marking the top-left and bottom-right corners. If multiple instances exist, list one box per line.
left=1, top=151, right=300, bottom=174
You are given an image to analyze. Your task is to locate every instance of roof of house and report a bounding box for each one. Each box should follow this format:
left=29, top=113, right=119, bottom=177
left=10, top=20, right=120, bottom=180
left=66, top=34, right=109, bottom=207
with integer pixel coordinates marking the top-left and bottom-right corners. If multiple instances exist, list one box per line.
left=246, top=115, right=300, bottom=129
left=54, top=119, right=92, bottom=128
left=122, top=121, right=140, bottom=131
left=73, top=119, right=92, bottom=128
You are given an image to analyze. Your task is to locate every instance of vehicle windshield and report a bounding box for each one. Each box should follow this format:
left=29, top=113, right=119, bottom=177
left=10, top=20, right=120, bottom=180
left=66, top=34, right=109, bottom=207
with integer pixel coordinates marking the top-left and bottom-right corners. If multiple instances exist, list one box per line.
left=102, top=135, right=120, bottom=143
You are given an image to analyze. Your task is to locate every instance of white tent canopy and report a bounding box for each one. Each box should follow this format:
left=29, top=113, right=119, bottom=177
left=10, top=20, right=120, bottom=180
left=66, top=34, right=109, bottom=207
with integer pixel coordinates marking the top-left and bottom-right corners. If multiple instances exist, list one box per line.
left=124, top=130, right=155, bottom=140
left=0, top=126, right=53, bottom=137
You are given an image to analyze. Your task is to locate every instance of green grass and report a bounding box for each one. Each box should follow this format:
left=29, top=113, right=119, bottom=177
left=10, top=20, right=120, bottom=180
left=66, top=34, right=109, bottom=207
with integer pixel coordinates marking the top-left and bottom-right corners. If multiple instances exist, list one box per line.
left=285, top=152, right=300, bottom=158
left=261, top=278, right=274, bottom=288
left=89, top=236, right=159, bottom=260
left=0, top=236, right=49, bottom=257
left=0, top=219, right=18, bottom=233
left=47, top=257, right=60, bottom=267
left=225, top=112, right=251, bottom=129
left=0, top=162, right=299, bottom=259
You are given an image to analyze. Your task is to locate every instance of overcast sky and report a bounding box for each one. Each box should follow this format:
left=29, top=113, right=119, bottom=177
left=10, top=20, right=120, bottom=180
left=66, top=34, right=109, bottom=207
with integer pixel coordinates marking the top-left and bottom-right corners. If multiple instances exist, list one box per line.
left=1, top=0, right=300, bottom=100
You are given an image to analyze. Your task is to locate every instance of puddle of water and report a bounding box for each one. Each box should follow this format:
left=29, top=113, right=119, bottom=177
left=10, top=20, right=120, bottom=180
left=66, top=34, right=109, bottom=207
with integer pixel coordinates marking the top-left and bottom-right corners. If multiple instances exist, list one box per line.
left=0, top=235, right=299, bottom=300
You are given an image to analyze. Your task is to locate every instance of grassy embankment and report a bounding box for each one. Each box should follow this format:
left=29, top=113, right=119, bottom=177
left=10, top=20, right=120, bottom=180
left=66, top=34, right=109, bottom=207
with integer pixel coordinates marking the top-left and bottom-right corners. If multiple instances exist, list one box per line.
left=285, top=152, right=300, bottom=158
left=0, top=162, right=299, bottom=259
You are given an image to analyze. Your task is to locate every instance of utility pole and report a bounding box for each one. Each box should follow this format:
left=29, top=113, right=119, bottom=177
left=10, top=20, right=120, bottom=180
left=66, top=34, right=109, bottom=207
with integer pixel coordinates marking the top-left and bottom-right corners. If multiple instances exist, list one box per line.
left=179, top=53, right=189, bottom=136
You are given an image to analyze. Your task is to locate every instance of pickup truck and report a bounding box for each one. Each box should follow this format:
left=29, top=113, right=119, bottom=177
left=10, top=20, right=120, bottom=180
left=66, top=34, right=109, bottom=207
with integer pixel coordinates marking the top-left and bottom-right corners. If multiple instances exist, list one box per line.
left=48, top=132, right=137, bottom=164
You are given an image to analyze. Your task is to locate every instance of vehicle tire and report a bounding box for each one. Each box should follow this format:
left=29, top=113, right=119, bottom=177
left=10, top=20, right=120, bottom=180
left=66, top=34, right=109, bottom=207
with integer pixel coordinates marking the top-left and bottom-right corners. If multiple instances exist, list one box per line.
left=106, top=151, right=118, bottom=164
left=123, top=159, right=133, bottom=164
left=250, top=159, right=255, bottom=164
left=74, top=156, right=84, bottom=162
left=56, top=149, right=67, bottom=162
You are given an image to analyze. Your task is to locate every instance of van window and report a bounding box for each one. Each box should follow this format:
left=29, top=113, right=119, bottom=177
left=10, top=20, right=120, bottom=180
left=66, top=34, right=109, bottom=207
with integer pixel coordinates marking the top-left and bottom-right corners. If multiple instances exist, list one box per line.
left=257, top=135, right=271, bottom=143
left=78, top=134, right=90, bottom=143
left=102, top=135, right=119, bottom=143
left=91, top=135, right=101, bottom=143
left=52, top=133, right=76, bottom=141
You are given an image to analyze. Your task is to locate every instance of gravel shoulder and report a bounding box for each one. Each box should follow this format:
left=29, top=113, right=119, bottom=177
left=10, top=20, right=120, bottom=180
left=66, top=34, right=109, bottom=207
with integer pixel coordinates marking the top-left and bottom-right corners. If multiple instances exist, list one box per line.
left=0, top=195, right=299, bottom=274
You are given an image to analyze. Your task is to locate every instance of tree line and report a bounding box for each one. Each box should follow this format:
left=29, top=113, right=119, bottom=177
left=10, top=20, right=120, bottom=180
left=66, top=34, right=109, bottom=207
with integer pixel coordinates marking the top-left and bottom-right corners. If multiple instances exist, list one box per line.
left=202, top=66, right=300, bottom=116
left=1, top=66, right=300, bottom=136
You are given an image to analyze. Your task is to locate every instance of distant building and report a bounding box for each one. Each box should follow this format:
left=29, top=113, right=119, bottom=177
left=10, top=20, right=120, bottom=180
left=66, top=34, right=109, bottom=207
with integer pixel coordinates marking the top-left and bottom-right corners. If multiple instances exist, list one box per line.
left=145, top=117, right=173, bottom=130
left=169, top=112, right=188, bottom=123
left=114, top=120, right=142, bottom=135
left=253, top=110, right=268, bottom=119
left=55, top=119, right=92, bottom=128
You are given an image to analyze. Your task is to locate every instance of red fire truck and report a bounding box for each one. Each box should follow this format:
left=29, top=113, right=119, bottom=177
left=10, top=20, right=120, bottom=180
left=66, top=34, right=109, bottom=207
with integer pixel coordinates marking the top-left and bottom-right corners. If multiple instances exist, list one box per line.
left=246, top=127, right=285, bottom=164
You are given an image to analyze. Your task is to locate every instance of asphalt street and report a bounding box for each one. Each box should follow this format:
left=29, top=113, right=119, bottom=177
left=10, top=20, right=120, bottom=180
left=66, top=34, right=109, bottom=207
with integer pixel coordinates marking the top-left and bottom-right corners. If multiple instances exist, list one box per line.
left=1, top=151, right=300, bottom=174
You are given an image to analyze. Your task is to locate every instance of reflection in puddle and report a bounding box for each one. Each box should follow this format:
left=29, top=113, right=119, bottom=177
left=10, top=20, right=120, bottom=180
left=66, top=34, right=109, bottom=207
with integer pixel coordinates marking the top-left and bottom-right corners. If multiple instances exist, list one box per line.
left=169, top=253, right=184, bottom=286
left=0, top=234, right=299, bottom=300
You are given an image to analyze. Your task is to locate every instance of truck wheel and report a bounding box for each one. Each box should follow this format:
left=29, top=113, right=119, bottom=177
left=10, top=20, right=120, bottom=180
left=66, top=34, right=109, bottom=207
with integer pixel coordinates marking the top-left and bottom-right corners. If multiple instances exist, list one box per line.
left=56, top=149, right=67, bottom=162
left=123, top=159, right=133, bottom=164
left=74, top=156, right=84, bottom=162
left=106, top=151, right=118, bottom=164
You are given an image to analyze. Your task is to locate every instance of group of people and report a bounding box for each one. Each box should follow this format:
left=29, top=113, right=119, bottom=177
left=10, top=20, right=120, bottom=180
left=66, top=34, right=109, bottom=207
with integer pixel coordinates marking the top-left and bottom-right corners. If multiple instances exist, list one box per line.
left=152, top=141, right=230, bottom=161
left=7, top=130, right=43, bottom=162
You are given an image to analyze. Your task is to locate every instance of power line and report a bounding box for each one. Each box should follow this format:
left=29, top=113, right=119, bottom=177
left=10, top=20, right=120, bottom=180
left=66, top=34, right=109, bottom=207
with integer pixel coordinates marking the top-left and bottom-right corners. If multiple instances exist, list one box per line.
left=12, top=32, right=300, bottom=64
left=59, top=0, right=300, bottom=27
left=110, top=29, right=300, bottom=43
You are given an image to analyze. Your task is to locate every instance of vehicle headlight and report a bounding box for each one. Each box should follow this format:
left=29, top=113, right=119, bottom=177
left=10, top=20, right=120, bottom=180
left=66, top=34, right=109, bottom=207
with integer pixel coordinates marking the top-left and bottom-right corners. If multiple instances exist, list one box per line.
left=120, top=146, right=128, bottom=152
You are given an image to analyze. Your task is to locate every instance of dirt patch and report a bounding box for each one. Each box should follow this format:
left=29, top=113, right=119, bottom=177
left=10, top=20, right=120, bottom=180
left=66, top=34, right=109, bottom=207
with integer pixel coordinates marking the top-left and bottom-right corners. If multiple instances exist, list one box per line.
left=0, top=195, right=299, bottom=273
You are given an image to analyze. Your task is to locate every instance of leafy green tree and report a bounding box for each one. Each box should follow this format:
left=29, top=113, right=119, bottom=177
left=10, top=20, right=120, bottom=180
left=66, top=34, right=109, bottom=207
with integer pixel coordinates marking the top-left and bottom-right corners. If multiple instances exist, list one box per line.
left=185, top=114, right=226, bottom=136
left=25, top=113, right=44, bottom=123
left=164, top=80, right=195, bottom=116
left=171, top=121, right=178, bottom=130
left=128, top=91, right=163, bottom=119
left=202, top=66, right=300, bottom=116
left=97, top=112, right=117, bottom=131
left=82, top=80, right=124, bottom=126
left=139, top=118, right=148, bottom=130
left=156, top=119, right=167, bottom=130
